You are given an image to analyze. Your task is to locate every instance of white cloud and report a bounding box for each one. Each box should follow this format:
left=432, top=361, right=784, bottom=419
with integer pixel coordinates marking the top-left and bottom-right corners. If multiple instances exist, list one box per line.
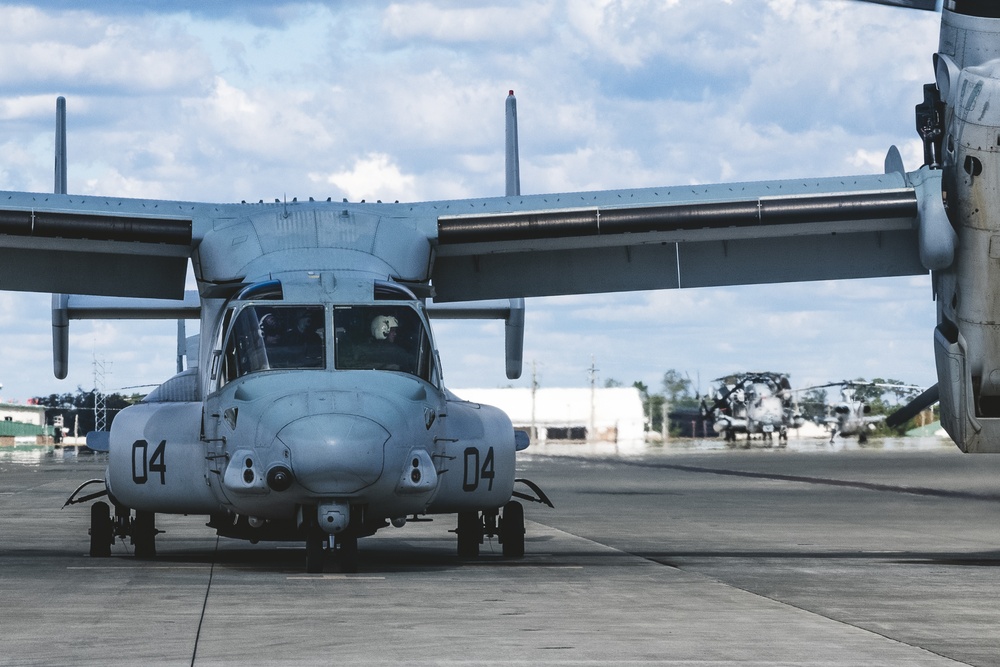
left=382, top=2, right=552, bottom=42
left=316, top=152, right=419, bottom=202
left=0, top=7, right=212, bottom=91
left=0, top=0, right=945, bottom=402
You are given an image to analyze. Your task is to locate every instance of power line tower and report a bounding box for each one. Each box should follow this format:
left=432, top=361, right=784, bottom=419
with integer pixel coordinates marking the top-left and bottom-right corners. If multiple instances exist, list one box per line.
left=93, top=355, right=111, bottom=432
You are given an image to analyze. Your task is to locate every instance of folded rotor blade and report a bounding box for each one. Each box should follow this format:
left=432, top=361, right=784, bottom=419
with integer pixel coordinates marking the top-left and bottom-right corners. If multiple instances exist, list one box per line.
left=885, top=384, right=940, bottom=427
left=850, top=0, right=939, bottom=10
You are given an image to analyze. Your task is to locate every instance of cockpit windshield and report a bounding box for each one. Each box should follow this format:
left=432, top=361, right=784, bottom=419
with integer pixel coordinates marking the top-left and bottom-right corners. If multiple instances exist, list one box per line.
left=221, top=305, right=325, bottom=381
left=217, top=301, right=436, bottom=386
left=334, top=304, right=433, bottom=380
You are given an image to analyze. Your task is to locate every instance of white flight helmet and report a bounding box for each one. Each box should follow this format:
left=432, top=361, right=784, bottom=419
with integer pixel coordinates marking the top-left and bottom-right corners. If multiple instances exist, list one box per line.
left=370, top=315, right=399, bottom=340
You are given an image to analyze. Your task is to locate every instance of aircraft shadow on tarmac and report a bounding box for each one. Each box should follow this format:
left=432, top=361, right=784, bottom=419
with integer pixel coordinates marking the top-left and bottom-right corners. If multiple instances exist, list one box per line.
left=641, top=550, right=1000, bottom=568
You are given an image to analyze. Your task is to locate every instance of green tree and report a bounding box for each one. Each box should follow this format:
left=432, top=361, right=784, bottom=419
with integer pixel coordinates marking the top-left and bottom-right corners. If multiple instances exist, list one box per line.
left=633, top=380, right=667, bottom=434
left=796, top=387, right=829, bottom=423
left=33, top=387, right=136, bottom=435
left=662, top=369, right=697, bottom=409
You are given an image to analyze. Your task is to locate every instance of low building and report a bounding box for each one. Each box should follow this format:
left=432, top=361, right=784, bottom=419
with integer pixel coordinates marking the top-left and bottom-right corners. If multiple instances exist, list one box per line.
left=452, top=387, right=646, bottom=444
left=0, top=402, right=53, bottom=445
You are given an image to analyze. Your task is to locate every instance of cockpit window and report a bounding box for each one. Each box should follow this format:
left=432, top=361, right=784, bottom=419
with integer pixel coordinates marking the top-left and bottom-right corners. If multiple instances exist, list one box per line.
left=221, top=305, right=325, bottom=382
left=334, top=304, right=433, bottom=380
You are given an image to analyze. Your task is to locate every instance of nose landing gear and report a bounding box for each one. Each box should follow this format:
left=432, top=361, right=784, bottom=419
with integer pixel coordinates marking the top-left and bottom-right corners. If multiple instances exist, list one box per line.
left=302, top=503, right=363, bottom=574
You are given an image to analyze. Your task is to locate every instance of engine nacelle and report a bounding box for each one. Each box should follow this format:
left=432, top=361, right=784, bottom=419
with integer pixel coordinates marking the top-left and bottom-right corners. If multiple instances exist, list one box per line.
left=107, top=402, right=223, bottom=513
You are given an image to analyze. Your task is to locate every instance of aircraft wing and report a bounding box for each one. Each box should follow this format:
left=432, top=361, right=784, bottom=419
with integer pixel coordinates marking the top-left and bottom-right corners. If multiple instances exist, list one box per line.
left=0, top=192, right=194, bottom=299
left=430, top=169, right=941, bottom=302
left=0, top=163, right=946, bottom=305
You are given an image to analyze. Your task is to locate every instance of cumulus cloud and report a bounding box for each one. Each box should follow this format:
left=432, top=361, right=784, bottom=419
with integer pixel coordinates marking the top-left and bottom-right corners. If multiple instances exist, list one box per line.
left=0, top=0, right=944, bottom=399
left=315, top=152, right=419, bottom=202
left=382, top=2, right=552, bottom=43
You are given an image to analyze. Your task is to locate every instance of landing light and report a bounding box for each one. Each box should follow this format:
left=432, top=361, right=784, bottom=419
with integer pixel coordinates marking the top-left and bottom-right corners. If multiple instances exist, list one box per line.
left=266, top=465, right=294, bottom=492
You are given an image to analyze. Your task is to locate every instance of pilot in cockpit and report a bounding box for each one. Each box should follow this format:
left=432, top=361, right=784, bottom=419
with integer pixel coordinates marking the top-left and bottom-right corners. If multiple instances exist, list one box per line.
left=261, top=308, right=324, bottom=367
left=371, top=314, right=399, bottom=344
left=260, top=312, right=283, bottom=346
left=366, top=314, right=412, bottom=372
left=284, top=310, right=319, bottom=346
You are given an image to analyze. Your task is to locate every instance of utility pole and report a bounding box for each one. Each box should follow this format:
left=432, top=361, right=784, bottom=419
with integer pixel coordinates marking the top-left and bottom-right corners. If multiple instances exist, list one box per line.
left=530, top=360, right=538, bottom=442
left=93, top=355, right=111, bottom=433
left=588, top=356, right=598, bottom=443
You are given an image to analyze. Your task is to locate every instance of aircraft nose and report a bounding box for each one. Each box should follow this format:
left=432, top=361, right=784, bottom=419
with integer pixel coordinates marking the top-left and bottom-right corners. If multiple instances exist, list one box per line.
left=277, top=414, right=389, bottom=495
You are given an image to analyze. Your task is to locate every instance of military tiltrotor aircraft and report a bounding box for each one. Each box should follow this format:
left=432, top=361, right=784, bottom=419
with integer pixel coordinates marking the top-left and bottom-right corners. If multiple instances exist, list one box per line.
left=1, top=0, right=998, bottom=571
left=702, top=373, right=805, bottom=444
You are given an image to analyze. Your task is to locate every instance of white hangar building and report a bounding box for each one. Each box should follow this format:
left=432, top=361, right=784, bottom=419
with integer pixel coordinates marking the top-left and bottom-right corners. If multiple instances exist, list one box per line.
left=452, top=387, right=646, bottom=445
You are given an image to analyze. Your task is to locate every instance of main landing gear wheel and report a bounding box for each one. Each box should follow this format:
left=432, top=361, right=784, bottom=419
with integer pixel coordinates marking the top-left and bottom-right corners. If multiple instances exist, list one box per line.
left=335, top=534, right=359, bottom=574
left=132, top=510, right=157, bottom=559
left=457, top=511, right=482, bottom=558
left=500, top=501, right=525, bottom=558
left=89, top=501, right=112, bottom=557
left=305, top=526, right=325, bottom=574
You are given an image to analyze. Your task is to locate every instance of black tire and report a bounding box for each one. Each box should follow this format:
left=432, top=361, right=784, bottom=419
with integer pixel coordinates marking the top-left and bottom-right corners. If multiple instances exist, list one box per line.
left=132, top=510, right=156, bottom=559
left=457, top=511, right=481, bottom=558
left=337, top=534, right=359, bottom=574
left=89, top=501, right=112, bottom=557
left=500, top=501, right=525, bottom=558
left=305, top=528, right=325, bottom=574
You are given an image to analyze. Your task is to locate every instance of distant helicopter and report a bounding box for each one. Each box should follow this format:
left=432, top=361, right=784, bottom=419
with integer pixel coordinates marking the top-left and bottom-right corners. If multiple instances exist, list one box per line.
left=702, top=372, right=805, bottom=444
left=810, top=381, right=924, bottom=443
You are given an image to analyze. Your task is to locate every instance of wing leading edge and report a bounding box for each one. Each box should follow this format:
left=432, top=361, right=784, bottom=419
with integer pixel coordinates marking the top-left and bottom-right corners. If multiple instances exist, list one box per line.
left=431, top=171, right=934, bottom=302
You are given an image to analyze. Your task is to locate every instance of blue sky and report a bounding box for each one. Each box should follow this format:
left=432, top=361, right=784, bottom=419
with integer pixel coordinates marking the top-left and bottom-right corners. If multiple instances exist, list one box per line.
left=0, top=1, right=941, bottom=401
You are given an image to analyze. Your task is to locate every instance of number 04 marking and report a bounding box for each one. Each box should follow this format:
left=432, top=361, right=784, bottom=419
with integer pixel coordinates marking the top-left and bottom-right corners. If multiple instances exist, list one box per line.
left=462, top=446, right=495, bottom=492
left=132, top=440, right=167, bottom=485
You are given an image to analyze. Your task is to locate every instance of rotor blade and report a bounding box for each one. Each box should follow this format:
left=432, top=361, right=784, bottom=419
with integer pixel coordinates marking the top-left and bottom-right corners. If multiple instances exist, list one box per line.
left=885, top=384, right=940, bottom=428
left=850, top=0, right=940, bottom=10
left=505, top=91, right=520, bottom=197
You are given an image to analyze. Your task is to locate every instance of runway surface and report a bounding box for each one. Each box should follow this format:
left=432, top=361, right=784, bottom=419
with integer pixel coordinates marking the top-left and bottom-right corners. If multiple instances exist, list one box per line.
left=1, top=437, right=999, bottom=666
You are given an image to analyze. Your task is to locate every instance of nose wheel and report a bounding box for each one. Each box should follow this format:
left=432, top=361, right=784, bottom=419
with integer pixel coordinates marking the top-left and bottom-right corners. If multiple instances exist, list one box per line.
left=303, top=503, right=361, bottom=574
left=305, top=528, right=360, bottom=574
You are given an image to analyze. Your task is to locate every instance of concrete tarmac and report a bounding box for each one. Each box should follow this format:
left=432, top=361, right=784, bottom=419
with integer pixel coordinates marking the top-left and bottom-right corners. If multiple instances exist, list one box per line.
left=1, top=437, right=999, bottom=666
